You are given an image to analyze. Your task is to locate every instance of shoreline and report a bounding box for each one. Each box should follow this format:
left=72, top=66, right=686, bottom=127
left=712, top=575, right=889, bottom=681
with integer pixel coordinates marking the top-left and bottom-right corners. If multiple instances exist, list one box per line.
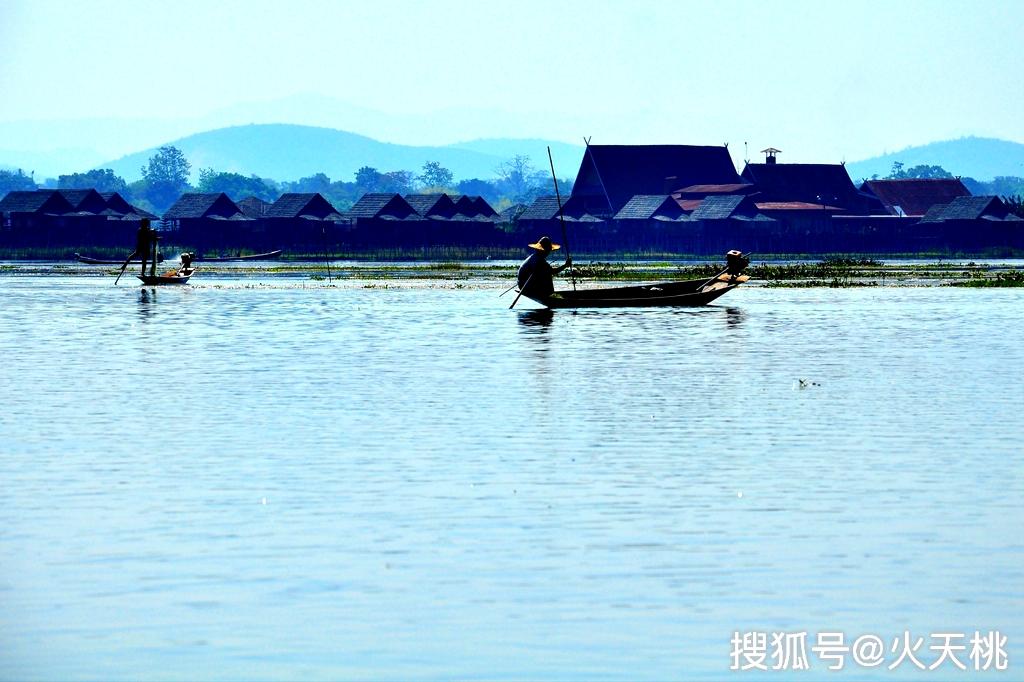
left=3, top=259, right=1022, bottom=287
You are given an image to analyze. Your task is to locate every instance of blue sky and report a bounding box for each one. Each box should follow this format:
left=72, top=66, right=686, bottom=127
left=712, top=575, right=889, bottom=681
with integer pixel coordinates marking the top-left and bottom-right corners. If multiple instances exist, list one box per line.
left=1, top=0, right=1022, bottom=162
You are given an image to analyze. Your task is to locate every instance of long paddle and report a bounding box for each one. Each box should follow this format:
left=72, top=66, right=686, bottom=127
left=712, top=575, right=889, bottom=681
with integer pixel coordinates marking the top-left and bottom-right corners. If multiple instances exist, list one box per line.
left=113, top=250, right=137, bottom=286
left=547, top=147, right=575, bottom=291
left=508, top=271, right=535, bottom=310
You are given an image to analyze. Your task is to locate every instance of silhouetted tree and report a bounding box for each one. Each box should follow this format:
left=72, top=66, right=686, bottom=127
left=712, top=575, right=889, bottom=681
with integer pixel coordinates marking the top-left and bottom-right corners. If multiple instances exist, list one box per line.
left=885, top=162, right=953, bottom=180
left=417, top=161, right=454, bottom=190
left=197, top=169, right=278, bottom=201
left=379, top=170, right=414, bottom=194
left=0, top=169, right=37, bottom=194
left=494, top=155, right=551, bottom=202
left=355, top=166, right=383, bottom=192
left=140, top=146, right=192, bottom=211
left=283, top=172, right=331, bottom=194
left=58, top=168, right=128, bottom=193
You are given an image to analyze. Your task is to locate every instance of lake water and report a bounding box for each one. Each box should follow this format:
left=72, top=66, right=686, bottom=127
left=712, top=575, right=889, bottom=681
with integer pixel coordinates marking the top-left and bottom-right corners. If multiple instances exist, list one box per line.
left=1, top=266, right=1022, bottom=680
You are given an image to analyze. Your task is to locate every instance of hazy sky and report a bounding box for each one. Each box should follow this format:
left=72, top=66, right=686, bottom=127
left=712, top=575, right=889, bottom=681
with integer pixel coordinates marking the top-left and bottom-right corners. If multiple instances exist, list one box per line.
left=2, top=0, right=1022, bottom=162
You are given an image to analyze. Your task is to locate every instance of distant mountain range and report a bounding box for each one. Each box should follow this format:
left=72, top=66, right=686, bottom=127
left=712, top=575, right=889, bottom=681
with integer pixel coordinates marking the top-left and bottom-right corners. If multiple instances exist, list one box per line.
left=844, top=137, right=1024, bottom=182
left=93, top=125, right=585, bottom=183
left=3, top=118, right=1023, bottom=187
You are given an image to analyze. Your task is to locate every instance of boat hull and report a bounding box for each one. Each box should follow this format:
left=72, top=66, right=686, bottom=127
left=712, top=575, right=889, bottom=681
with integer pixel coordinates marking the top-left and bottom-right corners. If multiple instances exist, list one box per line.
left=76, top=253, right=163, bottom=265
left=197, top=250, right=283, bottom=262
left=137, top=273, right=192, bottom=285
left=524, top=277, right=744, bottom=309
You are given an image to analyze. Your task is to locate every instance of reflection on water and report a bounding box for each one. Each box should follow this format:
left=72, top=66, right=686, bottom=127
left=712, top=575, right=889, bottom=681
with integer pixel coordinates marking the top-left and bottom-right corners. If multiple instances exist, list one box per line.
left=0, top=279, right=1022, bottom=680
left=516, top=308, right=555, bottom=329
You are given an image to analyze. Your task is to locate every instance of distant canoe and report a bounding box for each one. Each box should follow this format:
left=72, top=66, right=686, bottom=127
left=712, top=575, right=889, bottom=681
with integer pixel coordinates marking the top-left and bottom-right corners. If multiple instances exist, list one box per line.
left=138, top=269, right=194, bottom=285
left=76, top=253, right=164, bottom=264
left=197, top=250, right=283, bottom=262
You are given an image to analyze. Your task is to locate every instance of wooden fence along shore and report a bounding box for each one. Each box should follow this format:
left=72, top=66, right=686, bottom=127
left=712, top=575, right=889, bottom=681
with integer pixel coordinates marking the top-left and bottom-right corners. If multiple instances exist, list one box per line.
left=2, top=145, right=1022, bottom=257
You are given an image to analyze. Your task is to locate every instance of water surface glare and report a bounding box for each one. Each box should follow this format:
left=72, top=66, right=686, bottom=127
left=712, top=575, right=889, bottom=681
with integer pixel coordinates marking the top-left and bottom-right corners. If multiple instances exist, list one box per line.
left=1, top=273, right=1022, bottom=680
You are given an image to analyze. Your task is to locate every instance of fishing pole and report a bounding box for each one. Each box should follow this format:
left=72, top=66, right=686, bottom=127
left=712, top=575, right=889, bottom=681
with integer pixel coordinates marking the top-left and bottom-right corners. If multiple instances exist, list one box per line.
left=547, top=146, right=575, bottom=291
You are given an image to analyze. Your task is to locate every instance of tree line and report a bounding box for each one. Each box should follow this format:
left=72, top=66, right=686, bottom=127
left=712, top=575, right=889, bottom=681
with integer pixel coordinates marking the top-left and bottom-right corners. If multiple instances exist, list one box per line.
left=871, top=161, right=1024, bottom=204
left=0, top=147, right=574, bottom=215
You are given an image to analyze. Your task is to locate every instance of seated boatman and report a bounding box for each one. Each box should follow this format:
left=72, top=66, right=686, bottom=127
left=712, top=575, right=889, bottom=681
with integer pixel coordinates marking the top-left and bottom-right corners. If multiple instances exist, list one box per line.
left=517, top=236, right=572, bottom=299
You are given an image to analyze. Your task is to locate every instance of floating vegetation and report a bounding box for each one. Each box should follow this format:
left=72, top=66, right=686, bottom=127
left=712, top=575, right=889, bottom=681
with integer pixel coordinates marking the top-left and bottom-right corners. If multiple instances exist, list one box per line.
left=948, top=271, right=1024, bottom=287
left=765, top=279, right=880, bottom=288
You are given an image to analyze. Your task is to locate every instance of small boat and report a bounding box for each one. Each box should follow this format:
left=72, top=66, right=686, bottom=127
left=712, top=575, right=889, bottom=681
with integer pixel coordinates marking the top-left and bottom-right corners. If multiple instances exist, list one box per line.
left=76, top=253, right=164, bottom=264
left=137, top=267, right=195, bottom=285
left=526, top=273, right=750, bottom=308
left=197, top=250, right=283, bottom=262
left=520, top=250, right=751, bottom=309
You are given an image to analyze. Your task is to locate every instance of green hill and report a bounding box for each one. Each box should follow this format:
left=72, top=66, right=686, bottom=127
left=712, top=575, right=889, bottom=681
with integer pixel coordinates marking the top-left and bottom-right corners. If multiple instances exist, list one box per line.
left=846, top=136, right=1024, bottom=182
left=101, top=124, right=583, bottom=183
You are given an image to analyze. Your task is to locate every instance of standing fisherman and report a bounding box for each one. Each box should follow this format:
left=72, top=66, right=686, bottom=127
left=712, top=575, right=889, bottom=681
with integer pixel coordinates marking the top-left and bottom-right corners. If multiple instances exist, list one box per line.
left=133, top=218, right=155, bottom=276
left=517, top=236, right=572, bottom=299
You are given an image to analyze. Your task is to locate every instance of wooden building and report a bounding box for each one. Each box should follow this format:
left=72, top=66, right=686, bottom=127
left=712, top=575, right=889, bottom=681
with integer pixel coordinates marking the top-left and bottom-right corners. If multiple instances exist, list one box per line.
left=162, top=193, right=251, bottom=251
left=740, top=162, right=883, bottom=215
left=859, top=178, right=971, bottom=217
left=570, top=144, right=742, bottom=217
left=0, top=189, right=152, bottom=248
left=260, top=193, right=344, bottom=249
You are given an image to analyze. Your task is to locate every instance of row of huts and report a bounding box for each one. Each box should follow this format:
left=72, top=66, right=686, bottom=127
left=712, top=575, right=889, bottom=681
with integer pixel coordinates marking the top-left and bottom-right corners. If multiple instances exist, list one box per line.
left=2, top=144, right=1022, bottom=254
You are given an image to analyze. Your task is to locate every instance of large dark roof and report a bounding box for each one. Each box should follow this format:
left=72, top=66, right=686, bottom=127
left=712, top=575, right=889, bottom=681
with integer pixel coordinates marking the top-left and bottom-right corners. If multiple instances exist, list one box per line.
left=236, top=196, right=271, bottom=219
left=571, top=144, right=741, bottom=213
left=404, top=193, right=456, bottom=218
left=265, top=193, right=341, bottom=220
left=472, top=196, right=498, bottom=217
left=348, top=193, right=416, bottom=219
left=163, top=193, right=244, bottom=220
left=613, top=195, right=683, bottom=220
left=921, top=195, right=1022, bottom=222
left=519, top=196, right=564, bottom=220
left=56, top=189, right=107, bottom=213
left=673, top=182, right=756, bottom=198
left=742, top=162, right=883, bottom=213
left=99, top=192, right=158, bottom=219
left=860, top=179, right=971, bottom=217
left=0, top=190, right=74, bottom=214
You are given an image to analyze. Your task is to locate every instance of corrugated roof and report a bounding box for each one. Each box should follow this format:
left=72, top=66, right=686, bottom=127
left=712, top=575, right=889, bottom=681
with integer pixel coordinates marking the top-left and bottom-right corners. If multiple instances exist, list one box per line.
left=55, top=189, right=106, bottom=212
left=498, top=203, right=528, bottom=221
left=572, top=144, right=741, bottom=213
left=265, top=193, right=340, bottom=219
left=0, top=190, right=74, bottom=214
left=742, top=162, right=882, bottom=213
left=691, top=195, right=746, bottom=220
left=934, top=195, right=999, bottom=221
left=404, top=193, right=457, bottom=217
left=755, top=201, right=843, bottom=211
left=163, top=193, right=244, bottom=220
left=613, top=195, right=682, bottom=220
left=673, top=182, right=755, bottom=196
left=472, top=196, right=498, bottom=217
left=347, top=193, right=416, bottom=219
left=860, top=179, right=971, bottom=216
left=519, top=196, right=564, bottom=220
left=236, top=196, right=270, bottom=219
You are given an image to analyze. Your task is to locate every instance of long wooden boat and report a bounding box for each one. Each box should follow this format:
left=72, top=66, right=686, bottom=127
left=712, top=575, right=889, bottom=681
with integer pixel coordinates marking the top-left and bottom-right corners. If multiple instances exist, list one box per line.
left=524, top=273, right=750, bottom=308
left=197, top=250, right=283, bottom=262
left=137, top=268, right=194, bottom=285
left=520, top=250, right=752, bottom=309
left=76, top=253, right=164, bottom=264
